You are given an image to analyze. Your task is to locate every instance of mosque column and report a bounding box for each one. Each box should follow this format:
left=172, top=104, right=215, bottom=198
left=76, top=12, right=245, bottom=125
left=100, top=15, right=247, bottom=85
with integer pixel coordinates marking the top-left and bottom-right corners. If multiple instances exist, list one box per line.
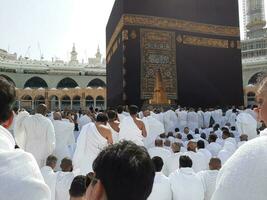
left=58, top=100, right=61, bottom=110
left=81, top=92, right=86, bottom=110
left=70, top=100, right=73, bottom=110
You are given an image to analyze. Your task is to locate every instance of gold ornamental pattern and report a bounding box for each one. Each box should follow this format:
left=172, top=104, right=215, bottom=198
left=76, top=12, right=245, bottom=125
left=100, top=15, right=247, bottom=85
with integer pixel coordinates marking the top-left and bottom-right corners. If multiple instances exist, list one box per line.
left=107, top=14, right=240, bottom=55
left=182, top=35, right=229, bottom=48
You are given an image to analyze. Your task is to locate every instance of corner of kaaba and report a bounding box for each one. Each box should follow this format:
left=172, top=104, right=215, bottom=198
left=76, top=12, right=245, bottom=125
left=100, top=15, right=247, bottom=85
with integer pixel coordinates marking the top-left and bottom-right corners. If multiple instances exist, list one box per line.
left=106, top=0, right=244, bottom=109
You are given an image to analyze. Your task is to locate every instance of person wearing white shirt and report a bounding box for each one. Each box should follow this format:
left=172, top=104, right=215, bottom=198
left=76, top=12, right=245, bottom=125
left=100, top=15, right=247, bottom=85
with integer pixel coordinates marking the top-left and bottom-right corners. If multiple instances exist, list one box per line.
left=166, top=142, right=183, bottom=176
left=237, top=134, right=248, bottom=148
left=197, top=140, right=212, bottom=165
left=148, top=139, right=171, bottom=175
left=40, top=155, right=58, bottom=200
left=206, top=134, right=222, bottom=156
left=197, top=158, right=221, bottom=200
left=147, top=157, right=172, bottom=200
left=169, top=155, right=204, bottom=200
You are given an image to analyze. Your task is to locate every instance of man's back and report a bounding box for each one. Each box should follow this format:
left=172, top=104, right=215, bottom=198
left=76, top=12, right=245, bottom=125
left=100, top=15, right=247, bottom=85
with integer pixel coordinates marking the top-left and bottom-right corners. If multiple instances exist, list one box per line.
left=0, top=126, right=50, bottom=200
left=55, top=171, right=75, bottom=200
left=40, top=166, right=57, bottom=200
left=197, top=170, right=218, bottom=200
left=147, top=172, right=172, bottom=200
left=23, top=114, right=55, bottom=167
left=170, top=168, right=204, bottom=200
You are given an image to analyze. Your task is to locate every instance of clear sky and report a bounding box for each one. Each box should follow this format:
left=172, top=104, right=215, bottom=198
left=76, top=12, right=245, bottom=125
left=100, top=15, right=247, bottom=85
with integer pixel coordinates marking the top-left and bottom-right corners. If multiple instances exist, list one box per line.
left=0, top=0, right=266, bottom=61
left=0, top=0, right=115, bottom=61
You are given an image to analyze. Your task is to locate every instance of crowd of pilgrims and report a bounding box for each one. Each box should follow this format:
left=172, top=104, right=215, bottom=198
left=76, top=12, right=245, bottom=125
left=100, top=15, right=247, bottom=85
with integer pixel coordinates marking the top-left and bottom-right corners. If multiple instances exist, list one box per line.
left=2, top=75, right=267, bottom=200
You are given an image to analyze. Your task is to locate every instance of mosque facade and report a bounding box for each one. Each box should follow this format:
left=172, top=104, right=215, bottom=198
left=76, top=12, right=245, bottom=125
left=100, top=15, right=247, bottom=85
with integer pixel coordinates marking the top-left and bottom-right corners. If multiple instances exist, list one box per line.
left=0, top=45, right=106, bottom=112
left=242, top=0, right=267, bottom=106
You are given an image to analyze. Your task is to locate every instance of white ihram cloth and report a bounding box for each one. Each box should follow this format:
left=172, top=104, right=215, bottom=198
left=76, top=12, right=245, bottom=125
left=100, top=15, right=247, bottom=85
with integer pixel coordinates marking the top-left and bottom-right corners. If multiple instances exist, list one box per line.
left=151, top=112, right=164, bottom=124
left=183, top=151, right=208, bottom=172
left=204, top=112, right=211, bottom=128
left=55, top=171, right=75, bottom=200
left=236, top=113, right=257, bottom=140
left=119, top=116, right=144, bottom=146
left=197, top=170, right=219, bottom=200
left=143, top=116, right=165, bottom=148
left=244, top=108, right=257, bottom=120
left=177, top=110, right=188, bottom=130
left=73, top=123, right=108, bottom=174
left=163, top=110, right=178, bottom=133
left=187, top=111, right=199, bottom=131
left=170, top=168, right=204, bottom=200
left=217, top=141, right=236, bottom=165
left=40, top=166, right=57, bottom=200
left=166, top=152, right=183, bottom=176
left=211, top=129, right=267, bottom=200
left=14, top=111, right=56, bottom=167
left=211, top=110, right=223, bottom=126
left=107, top=122, right=119, bottom=143
left=53, top=120, right=75, bottom=170
left=206, top=142, right=222, bottom=156
left=148, top=147, right=171, bottom=176
left=197, top=110, right=204, bottom=128
left=78, top=115, right=92, bottom=130
left=117, top=113, right=125, bottom=122
left=0, top=125, right=50, bottom=200
left=197, top=148, right=212, bottom=164
left=147, top=172, right=172, bottom=200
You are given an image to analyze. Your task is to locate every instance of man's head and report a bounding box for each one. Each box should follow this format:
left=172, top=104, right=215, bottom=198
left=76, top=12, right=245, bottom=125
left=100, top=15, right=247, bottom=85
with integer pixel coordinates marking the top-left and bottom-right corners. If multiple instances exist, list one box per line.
left=164, top=139, right=171, bottom=147
left=69, top=175, right=87, bottom=200
left=208, top=134, right=218, bottom=143
left=155, top=139, right=163, bottom=147
left=143, top=110, right=150, bottom=117
left=222, top=130, right=231, bottom=140
left=129, top=105, right=139, bottom=116
left=152, top=156, right=164, bottom=172
left=195, top=129, right=200, bottom=134
left=60, top=157, right=73, bottom=172
left=167, top=132, right=174, bottom=138
left=175, top=128, right=180, bottom=133
left=209, top=158, right=222, bottom=170
left=179, top=155, right=193, bottom=168
left=197, top=140, right=205, bottom=149
left=36, top=104, right=48, bottom=116
left=187, top=141, right=197, bottom=152
left=171, top=142, right=181, bottom=153
left=46, top=155, right=58, bottom=170
left=0, top=77, right=16, bottom=125
left=184, top=127, right=189, bottom=134
left=87, top=141, right=155, bottom=200
left=187, top=134, right=194, bottom=141
left=107, top=110, right=117, bottom=121
left=53, top=112, right=62, bottom=120
left=176, top=133, right=182, bottom=140
left=240, top=134, right=248, bottom=142
left=96, top=113, right=108, bottom=125
left=200, top=133, right=206, bottom=140
left=117, top=105, right=123, bottom=114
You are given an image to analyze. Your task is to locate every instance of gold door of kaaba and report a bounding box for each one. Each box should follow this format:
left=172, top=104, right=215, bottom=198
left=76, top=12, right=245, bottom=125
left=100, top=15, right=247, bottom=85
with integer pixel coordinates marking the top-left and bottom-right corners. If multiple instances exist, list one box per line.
left=140, top=29, right=177, bottom=104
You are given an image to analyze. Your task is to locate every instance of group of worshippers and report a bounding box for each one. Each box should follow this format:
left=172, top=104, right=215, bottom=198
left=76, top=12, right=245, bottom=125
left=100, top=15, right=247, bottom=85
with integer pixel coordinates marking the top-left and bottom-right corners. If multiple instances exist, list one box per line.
left=2, top=74, right=267, bottom=200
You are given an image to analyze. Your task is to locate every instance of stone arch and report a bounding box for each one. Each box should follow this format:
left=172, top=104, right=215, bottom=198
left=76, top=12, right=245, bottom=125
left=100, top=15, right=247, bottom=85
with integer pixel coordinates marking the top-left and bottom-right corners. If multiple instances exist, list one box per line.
left=96, top=96, right=105, bottom=109
left=24, top=76, right=48, bottom=88
left=86, top=95, right=94, bottom=108
left=61, top=95, right=71, bottom=109
left=57, top=78, right=78, bottom=88
left=20, top=95, right=33, bottom=111
left=73, top=95, right=81, bottom=110
left=34, top=95, right=45, bottom=108
left=49, top=95, right=59, bottom=111
left=0, top=74, right=16, bottom=86
left=248, top=72, right=266, bottom=85
left=88, top=78, right=106, bottom=87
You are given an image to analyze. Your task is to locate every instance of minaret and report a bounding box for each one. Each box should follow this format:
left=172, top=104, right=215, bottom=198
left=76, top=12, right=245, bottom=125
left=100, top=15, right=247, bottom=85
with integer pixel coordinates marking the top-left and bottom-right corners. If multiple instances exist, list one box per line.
left=69, top=43, right=79, bottom=65
left=246, top=0, right=266, bottom=38
left=95, top=45, right=102, bottom=63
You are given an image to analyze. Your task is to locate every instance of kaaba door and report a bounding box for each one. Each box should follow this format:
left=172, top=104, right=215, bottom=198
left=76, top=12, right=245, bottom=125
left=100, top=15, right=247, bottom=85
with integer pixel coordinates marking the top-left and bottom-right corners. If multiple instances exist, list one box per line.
left=140, top=29, right=177, bottom=104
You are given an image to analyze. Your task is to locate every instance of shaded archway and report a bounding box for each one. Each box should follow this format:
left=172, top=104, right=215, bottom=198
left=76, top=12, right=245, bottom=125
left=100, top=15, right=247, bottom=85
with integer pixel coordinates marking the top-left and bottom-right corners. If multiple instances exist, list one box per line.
left=87, top=78, right=106, bottom=87
left=247, top=92, right=256, bottom=106
left=73, top=96, right=81, bottom=110
left=0, top=74, right=16, bottom=86
left=24, top=77, right=48, bottom=88
left=96, top=96, right=105, bottom=109
left=57, top=78, right=78, bottom=88
left=49, top=95, right=59, bottom=111
left=248, top=72, right=266, bottom=85
left=86, top=96, right=94, bottom=108
left=21, top=95, right=33, bottom=111
left=34, top=95, right=45, bottom=109
left=61, top=95, right=71, bottom=109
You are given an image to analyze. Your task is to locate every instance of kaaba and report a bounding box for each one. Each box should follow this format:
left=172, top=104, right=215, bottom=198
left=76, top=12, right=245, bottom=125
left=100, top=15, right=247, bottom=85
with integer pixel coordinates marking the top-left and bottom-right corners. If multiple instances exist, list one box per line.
left=106, top=0, right=244, bottom=108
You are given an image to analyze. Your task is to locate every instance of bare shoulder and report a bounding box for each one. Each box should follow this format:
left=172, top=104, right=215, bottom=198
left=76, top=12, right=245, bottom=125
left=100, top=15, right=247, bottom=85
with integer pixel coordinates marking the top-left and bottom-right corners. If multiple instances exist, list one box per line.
left=98, top=124, right=112, bottom=133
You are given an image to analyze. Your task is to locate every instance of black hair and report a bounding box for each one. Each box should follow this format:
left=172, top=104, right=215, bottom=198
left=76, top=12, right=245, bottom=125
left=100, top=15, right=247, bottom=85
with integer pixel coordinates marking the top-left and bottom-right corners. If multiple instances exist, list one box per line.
left=152, top=156, right=164, bottom=172
left=208, top=134, right=218, bottom=143
left=195, top=129, right=199, bottom=134
left=46, top=155, right=57, bottom=167
left=187, top=134, right=194, bottom=140
left=92, top=141, right=155, bottom=200
left=117, top=105, right=123, bottom=114
left=175, top=128, right=180, bottom=132
left=96, top=113, right=108, bottom=123
left=179, top=156, right=193, bottom=168
left=129, top=105, right=139, bottom=115
left=107, top=110, right=117, bottom=120
left=69, top=175, right=87, bottom=197
left=200, top=133, right=206, bottom=140
left=0, top=77, right=16, bottom=123
left=197, top=140, right=205, bottom=149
